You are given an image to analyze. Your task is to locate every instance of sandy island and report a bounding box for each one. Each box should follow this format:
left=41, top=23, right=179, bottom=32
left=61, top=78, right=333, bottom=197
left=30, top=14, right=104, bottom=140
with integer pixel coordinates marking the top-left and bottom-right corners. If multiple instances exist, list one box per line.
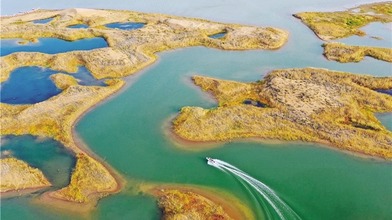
left=0, top=8, right=289, bottom=213
left=172, top=68, right=392, bottom=159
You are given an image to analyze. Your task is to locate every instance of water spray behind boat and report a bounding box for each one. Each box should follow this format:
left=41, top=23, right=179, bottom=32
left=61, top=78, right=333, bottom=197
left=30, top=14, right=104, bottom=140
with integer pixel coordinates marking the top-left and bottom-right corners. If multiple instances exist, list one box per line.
left=206, top=157, right=301, bottom=220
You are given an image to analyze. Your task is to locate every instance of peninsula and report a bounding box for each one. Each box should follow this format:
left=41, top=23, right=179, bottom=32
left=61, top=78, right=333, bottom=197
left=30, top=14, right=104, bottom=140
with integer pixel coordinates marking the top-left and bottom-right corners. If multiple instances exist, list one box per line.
left=0, top=8, right=288, bottom=210
left=322, top=42, right=392, bottom=63
left=172, top=68, right=392, bottom=159
left=294, top=2, right=392, bottom=40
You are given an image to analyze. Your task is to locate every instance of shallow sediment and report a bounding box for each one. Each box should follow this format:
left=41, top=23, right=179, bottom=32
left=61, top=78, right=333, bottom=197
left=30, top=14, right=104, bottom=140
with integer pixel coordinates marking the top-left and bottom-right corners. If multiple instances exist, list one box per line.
left=172, top=68, right=392, bottom=159
left=0, top=157, right=51, bottom=193
left=294, top=2, right=392, bottom=40
left=322, top=42, right=392, bottom=63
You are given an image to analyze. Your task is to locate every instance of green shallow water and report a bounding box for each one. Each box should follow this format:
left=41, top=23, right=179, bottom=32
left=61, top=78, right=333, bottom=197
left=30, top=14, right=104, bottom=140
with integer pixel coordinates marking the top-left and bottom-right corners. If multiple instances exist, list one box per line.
left=1, top=0, right=392, bottom=219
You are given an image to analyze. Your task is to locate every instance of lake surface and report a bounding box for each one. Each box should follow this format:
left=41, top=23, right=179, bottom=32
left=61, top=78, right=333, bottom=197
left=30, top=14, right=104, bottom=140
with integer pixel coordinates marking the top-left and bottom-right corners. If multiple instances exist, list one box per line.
left=0, top=66, right=106, bottom=104
left=105, top=22, right=145, bottom=30
left=32, top=17, right=53, bottom=24
left=67, top=24, right=89, bottom=29
left=1, top=0, right=391, bottom=219
left=0, top=37, right=107, bottom=56
left=209, top=32, right=227, bottom=39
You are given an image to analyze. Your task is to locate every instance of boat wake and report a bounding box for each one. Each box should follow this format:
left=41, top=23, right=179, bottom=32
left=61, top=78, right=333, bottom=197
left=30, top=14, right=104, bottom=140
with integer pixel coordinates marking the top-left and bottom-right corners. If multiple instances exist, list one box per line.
left=206, top=157, right=301, bottom=220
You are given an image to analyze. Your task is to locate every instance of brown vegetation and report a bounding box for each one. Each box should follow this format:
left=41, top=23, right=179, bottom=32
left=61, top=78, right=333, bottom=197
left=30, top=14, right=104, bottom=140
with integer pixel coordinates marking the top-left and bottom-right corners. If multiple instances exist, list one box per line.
left=173, top=68, right=392, bottom=159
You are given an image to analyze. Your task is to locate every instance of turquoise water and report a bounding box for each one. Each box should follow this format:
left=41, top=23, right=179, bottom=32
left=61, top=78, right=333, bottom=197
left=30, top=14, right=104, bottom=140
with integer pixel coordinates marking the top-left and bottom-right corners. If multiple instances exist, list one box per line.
left=32, top=17, right=53, bottom=24
left=0, top=37, right=107, bottom=56
left=0, top=135, right=75, bottom=189
left=0, top=66, right=106, bottom=104
left=67, top=24, right=89, bottom=29
left=1, top=0, right=391, bottom=219
left=105, top=22, right=145, bottom=30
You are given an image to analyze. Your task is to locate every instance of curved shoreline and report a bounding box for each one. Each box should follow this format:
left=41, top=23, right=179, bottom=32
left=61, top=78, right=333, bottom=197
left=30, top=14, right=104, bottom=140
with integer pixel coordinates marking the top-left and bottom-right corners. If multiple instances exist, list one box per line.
left=145, top=184, right=255, bottom=220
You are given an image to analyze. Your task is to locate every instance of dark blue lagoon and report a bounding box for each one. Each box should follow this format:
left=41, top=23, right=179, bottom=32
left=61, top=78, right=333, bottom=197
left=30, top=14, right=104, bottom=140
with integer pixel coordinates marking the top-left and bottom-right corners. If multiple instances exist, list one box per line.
left=105, top=22, right=145, bottom=30
left=0, top=37, right=108, bottom=56
left=209, top=32, right=227, bottom=39
left=32, top=17, right=54, bottom=24
left=68, top=24, right=89, bottom=29
left=0, top=66, right=106, bottom=104
left=1, top=67, right=62, bottom=104
left=376, top=89, right=392, bottom=96
left=1, top=135, right=75, bottom=189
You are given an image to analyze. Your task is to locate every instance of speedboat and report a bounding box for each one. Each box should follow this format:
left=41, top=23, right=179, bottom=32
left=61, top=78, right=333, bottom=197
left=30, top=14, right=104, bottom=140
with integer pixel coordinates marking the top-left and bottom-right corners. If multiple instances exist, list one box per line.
left=206, top=157, right=216, bottom=164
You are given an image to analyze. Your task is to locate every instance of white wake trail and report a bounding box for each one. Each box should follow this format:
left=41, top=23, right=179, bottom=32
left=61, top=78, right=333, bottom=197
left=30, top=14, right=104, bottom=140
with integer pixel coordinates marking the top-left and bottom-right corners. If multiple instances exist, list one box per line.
left=207, top=158, right=301, bottom=220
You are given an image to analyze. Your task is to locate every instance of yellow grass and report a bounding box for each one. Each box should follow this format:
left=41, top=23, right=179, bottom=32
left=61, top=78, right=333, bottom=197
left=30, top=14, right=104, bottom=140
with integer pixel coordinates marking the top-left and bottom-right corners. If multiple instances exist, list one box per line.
left=294, top=2, right=392, bottom=40
left=1, top=157, right=51, bottom=192
left=173, top=68, right=392, bottom=159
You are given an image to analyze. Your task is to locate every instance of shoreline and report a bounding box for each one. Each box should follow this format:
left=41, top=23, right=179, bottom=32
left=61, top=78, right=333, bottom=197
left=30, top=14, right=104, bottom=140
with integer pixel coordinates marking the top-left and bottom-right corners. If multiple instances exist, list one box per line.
left=166, top=119, right=392, bottom=162
left=145, top=184, right=255, bottom=220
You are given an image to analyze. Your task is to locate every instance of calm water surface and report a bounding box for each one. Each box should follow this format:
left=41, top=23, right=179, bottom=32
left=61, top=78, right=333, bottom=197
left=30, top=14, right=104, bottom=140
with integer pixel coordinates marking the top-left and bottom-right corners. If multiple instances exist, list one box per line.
left=0, top=66, right=106, bottom=104
left=105, top=22, right=145, bottom=30
left=0, top=37, right=107, bottom=56
left=1, top=0, right=391, bottom=219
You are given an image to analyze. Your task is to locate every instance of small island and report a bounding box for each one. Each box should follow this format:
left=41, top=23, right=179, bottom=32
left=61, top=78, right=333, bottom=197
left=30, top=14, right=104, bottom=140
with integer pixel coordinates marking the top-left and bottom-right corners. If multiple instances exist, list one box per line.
left=172, top=68, right=392, bottom=159
left=322, top=42, right=392, bottom=63
left=294, top=2, right=392, bottom=40
left=0, top=8, right=288, bottom=210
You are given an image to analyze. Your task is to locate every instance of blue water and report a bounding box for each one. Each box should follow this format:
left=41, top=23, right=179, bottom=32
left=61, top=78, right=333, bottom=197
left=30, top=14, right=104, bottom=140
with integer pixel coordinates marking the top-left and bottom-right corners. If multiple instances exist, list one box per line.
left=0, top=135, right=75, bottom=189
left=0, top=37, right=108, bottom=56
left=338, top=22, right=392, bottom=48
left=105, top=22, right=145, bottom=30
left=32, top=17, right=53, bottom=24
left=0, top=66, right=106, bottom=104
left=209, top=32, right=227, bottom=39
left=0, top=67, right=61, bottom=104
left=376, top=89, right=392, bottom=96
left=67, top=24, right=89, bottom=29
